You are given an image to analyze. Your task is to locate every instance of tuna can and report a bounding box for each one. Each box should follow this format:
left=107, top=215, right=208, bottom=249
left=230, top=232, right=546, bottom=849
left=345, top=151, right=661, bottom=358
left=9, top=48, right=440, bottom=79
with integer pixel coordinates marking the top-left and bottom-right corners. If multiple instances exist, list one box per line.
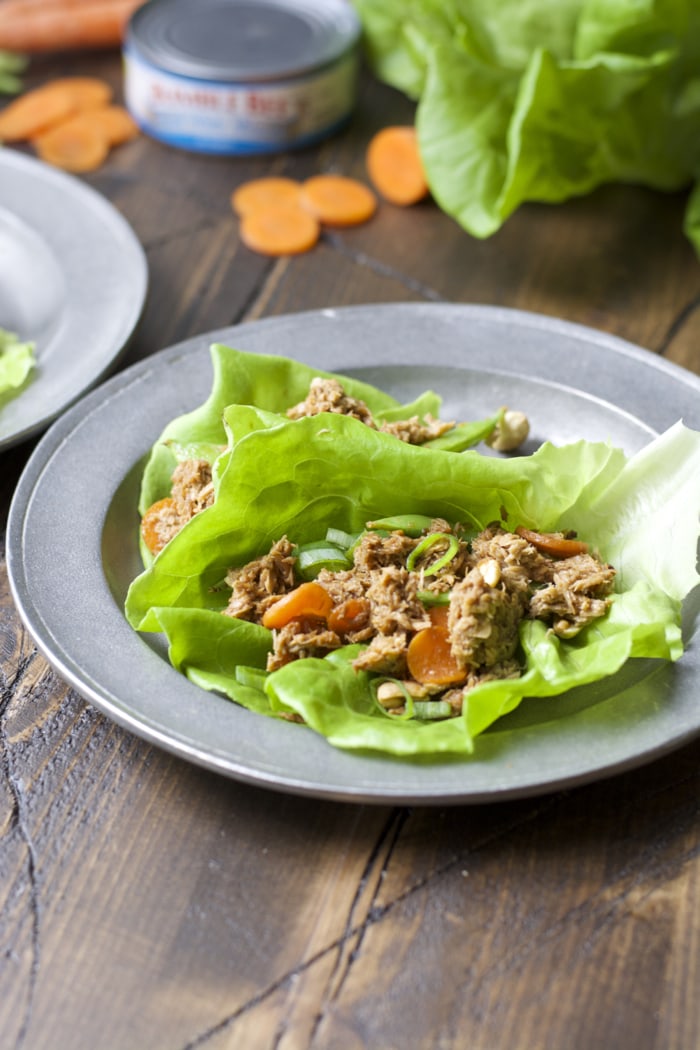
left=123, top=0, right=362, bottom=155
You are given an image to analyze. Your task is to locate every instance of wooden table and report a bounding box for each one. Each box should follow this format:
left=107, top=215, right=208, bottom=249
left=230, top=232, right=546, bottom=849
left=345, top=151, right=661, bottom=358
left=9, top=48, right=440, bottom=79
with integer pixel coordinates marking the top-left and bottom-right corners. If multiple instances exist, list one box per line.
left=2, top=44, right=700, bottom=1050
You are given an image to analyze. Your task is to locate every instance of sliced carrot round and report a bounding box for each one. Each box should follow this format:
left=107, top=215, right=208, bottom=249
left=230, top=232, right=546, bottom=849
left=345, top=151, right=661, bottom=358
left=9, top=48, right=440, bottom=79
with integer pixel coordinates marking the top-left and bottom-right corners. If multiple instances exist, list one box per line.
left=51, top=76, right=113, bottom=110
left=428, top=604, right=450, bottom=629
left=262, top=581, right=332, bottom=629
left=300, top=174, right=377, bottom=227
left=71, top=104, right=139, bottom=146
left=34, top=118, right=109, bottom=172
left=0, top=88, right=75, bottom=141
left=140, top=498, right=177, bottom=556
left=240, top=203, right=320, bottom=257
left=406, top=626, right=466, bottom=686
left=0, top=76, right=113, bottom=142
left=231, top=177, right=303, bottom=217
left=366, top=125, right=429, bottom=206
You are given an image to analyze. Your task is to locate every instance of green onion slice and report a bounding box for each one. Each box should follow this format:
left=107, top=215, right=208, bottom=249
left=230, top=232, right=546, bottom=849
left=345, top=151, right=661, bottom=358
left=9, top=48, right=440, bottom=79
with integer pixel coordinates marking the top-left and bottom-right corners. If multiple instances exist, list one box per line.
left=325, top=526, right=360, bottom=550
left=296, top=542, right=351, bottom=580
left=406, top=532, right=459, bottom=576
left=412, top=700, right=454, bottom=720
left=370, top=678, right=415, bottom=721
left=366, top=514, right=435, bottom=537
left=417, top=589, right=451, bottom=606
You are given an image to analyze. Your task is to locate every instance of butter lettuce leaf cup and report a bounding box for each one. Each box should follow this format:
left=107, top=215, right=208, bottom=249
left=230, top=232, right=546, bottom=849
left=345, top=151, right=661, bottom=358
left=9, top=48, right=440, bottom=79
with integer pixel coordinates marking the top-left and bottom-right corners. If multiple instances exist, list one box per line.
left=125, top=408, right=700, bottom=758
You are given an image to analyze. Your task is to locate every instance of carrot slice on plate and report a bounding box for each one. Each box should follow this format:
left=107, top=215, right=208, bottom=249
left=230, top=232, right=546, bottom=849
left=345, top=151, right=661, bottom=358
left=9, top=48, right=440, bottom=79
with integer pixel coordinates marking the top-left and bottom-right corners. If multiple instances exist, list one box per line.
left=366, top=125, right=429, bottom=206
left=262, top=581, right=333, bottom=629
left=231, top=176, right=303, bottom=217
left=240, top=203, right=320, bottom=256
left=300, top=174, right=377, bottom=227
left=34, top=117, right=109, bottom=172
left=406, top=626, right=466, bottom=686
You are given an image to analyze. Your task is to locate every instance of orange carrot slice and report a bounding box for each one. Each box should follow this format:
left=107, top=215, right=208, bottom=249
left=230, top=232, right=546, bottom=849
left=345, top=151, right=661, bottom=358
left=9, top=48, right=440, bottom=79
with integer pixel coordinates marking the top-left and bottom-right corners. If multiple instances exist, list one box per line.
left=406, top=626, right=466, bottom=686
left=51, top=76, right=114, bottom=110
left=428, top=604, right=450, bottom=629
left=300, top=174, right=377, bottom=227
left=366, top=126, right=429, bottom=206
left=59, top=104, right=140, bottom=145
left=515, top=526, right=589, bottom=559
left=262, top=582, right=333, bottom=629
left=0, top=76, right=112, bottom=142
left=231, top=177, right=303, bottom=217
left=240, top=203, right=320, bottom=257
left=0, top=87, right=75, bottom=141
left=34, top=117, right=110, bottom=172
left=140, top=498, right=176, bottom=556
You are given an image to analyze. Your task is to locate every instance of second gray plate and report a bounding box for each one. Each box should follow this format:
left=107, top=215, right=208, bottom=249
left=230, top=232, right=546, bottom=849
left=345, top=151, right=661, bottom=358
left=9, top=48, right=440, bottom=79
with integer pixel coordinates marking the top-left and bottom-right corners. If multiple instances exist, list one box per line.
left=0, top=151, right=147, bottom=450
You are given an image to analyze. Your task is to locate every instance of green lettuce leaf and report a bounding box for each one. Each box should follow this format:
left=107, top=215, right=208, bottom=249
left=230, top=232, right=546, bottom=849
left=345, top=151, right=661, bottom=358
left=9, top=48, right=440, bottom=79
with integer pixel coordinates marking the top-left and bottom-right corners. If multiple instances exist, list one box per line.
left=352, top=0, right=700, bottom=255
left=0, top=328, right=35, bottom=401
left=138, top=343, right=504, bottom=515
left=125, top=407, right=700, bottom=757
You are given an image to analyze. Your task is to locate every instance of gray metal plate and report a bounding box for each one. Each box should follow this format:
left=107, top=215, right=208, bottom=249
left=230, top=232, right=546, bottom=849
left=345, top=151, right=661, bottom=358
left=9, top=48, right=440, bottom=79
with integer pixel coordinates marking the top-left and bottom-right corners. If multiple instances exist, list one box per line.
left=6, top=304, right=700, bottom=804
left=0, top=151, right=147, bottom=450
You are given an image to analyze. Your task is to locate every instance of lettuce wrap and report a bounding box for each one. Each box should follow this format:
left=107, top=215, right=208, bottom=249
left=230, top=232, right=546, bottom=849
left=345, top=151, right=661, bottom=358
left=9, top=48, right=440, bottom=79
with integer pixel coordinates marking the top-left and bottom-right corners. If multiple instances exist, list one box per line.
left=137, top=343, right=514, bottom=520
left=351, top=0, right=700, bottom=257
left=125, top=395, right=700, bottom=757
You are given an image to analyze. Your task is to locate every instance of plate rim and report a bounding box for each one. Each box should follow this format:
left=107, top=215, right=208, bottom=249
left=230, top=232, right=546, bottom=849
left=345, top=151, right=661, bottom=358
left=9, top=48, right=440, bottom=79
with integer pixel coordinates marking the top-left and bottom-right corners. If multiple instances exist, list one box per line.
left=0, top=150, right=148, bottom=450
left=6, top=302, right=700, bottom=804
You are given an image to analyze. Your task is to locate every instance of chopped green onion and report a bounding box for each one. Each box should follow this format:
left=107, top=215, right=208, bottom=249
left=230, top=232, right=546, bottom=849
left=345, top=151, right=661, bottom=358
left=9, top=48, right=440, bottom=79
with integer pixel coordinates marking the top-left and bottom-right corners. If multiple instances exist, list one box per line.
left=325, top=526, right=359, bottom=550
left=370, top=677, right=415, bottom=720
left=417, top=589, right=451, bottom=605
left=406, top=532, right=459, bottom=576
left=0, top=51, right=28, bottom=73
left=0, top=51, right=27, bottom=95
left=366, top=514, right=435, bottom=537
left=296, top=542, right=351, bottom=580
left=424, top=412, right=501, bottom=451
left=412, top=700, right=454, bottom=720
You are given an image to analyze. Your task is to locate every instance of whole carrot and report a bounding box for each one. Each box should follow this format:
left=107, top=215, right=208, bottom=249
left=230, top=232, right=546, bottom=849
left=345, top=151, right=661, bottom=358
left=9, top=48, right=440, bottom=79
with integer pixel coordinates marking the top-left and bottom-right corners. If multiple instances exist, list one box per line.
left=0, top=0, right=145, bottom=53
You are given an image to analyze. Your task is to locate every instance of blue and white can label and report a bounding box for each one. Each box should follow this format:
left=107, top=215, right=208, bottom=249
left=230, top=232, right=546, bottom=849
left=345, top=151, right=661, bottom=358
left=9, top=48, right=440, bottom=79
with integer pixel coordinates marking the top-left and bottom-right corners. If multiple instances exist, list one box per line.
left=124, top=46, right=358, bottom=155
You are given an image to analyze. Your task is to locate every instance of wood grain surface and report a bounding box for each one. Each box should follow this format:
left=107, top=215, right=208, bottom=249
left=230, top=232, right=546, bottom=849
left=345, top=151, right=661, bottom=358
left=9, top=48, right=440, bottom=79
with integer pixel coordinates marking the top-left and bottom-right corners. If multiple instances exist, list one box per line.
left=1, top=45, right=699, bottom=1050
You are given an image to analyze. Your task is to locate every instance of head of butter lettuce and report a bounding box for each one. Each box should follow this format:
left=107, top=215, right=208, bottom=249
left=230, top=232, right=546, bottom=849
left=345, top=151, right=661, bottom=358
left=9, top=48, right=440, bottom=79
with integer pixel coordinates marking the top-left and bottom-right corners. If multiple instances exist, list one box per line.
left=351, top=0, right=700, bottom=255
left=125, top=395, right=700, bottom=758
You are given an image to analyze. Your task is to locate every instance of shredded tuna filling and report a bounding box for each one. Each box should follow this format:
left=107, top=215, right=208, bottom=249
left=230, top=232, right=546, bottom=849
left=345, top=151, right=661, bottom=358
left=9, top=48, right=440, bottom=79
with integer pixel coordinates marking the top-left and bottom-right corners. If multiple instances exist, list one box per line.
left=222, top=520, right=616, bottom=720
left=144, top=379, right=464, bottom=554
left=144, top=458, right=215, bottom=554
left=286, top=377, right=456, bottom=444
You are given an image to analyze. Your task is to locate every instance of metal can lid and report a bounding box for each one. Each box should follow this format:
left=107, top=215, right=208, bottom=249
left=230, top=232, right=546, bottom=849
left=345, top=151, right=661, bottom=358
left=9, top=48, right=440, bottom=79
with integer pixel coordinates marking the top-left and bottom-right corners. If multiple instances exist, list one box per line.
left=126, top=0, right=362, bottom=83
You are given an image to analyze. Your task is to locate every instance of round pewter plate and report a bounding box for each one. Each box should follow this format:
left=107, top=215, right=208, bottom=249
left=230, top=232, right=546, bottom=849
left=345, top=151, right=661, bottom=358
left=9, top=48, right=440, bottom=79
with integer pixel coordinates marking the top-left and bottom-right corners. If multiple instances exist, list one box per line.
left=7, top=304, right=700, bottom=804
left=0, top=151, right=148, bottom=450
